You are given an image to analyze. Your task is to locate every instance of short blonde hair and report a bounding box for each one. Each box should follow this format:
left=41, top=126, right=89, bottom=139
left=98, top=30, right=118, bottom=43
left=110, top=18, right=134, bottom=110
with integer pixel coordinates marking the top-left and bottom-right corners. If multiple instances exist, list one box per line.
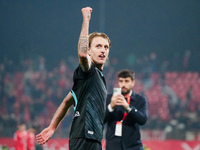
left=88, top=32, right=111, bottom=49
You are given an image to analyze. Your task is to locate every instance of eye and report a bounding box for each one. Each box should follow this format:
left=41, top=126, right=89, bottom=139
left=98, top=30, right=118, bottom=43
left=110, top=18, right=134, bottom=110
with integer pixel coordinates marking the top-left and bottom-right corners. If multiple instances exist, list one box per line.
left=119, top=79, right=123, bottom=83
left=104, top=45, right=109, bottom=50
left=97, top=44, right=101, bottom=48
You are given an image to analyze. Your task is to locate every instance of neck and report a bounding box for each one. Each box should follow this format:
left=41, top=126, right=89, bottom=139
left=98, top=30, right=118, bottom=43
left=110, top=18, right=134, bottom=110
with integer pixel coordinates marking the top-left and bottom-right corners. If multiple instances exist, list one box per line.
left=92, top=61, right=104, bottom=71
left=124, top=90, right=132, bottom=97
left=97, top=65, right=103, bottom=71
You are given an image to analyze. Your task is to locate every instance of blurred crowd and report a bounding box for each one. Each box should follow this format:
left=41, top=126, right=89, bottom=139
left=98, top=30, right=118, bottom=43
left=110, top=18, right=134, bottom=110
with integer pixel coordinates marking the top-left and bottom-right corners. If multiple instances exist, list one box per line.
left=0, top=50, right=200, bottom=140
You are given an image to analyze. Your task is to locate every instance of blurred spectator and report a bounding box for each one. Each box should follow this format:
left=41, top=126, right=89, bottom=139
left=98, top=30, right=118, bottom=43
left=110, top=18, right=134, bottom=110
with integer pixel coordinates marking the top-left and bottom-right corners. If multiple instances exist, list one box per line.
left=160, top=60, right=170, bottom=79
left=182, top=50, right=191, bottom=71
left=4, top=59, right=15, bottom=73
left=27, top=126, right=36, bottom=150
left=149, top=52, right=158, bottom=72
left=38, top=56, right=46, bottom=72
left=13, top=122, right=28, bottom=150
left=126, top=53, right=137, bottom=69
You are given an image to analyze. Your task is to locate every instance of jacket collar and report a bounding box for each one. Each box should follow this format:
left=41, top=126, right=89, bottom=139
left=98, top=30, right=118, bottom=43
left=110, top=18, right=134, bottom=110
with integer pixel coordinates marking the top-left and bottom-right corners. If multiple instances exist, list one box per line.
left=130, top=90, right=136, bottom=101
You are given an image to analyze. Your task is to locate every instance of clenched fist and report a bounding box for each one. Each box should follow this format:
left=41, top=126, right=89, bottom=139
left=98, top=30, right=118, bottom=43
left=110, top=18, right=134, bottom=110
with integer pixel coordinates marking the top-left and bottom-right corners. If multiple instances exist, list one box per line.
left=81, top=7, right=92, bottom=21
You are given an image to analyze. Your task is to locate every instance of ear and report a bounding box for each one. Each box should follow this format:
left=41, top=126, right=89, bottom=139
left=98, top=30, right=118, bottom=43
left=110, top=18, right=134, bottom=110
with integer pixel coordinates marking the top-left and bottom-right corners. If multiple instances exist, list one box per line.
left=88, top=48, right=91, bottom=56
left=132, top=80, right=135, bottom=87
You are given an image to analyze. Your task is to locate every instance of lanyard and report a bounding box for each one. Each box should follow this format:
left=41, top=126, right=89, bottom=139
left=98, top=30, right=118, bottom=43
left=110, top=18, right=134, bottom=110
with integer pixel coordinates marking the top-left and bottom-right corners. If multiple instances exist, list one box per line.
left=122, top=95, right=130, bottom=121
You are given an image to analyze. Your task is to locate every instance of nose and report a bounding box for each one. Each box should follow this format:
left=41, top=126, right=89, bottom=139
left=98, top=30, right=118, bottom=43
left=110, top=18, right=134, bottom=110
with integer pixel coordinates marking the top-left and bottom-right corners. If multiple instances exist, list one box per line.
left=120, top=81, right=125, bottom=87
left=100, top=49, right=106, bottom=55
left=101, top=47, right=106, bottom=52
left=122, top=83, right=126, bottom=87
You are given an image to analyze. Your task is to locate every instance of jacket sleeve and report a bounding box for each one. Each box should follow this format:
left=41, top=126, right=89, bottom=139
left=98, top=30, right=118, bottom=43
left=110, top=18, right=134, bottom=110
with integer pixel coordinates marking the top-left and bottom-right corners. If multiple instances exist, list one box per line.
left=124, top=95, right=148, bottom=126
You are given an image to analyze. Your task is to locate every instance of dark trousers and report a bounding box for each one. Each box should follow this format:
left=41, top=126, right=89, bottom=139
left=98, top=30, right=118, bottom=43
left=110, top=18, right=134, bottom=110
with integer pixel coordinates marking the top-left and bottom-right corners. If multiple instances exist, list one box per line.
left=69, top=138, right=102, bottom=150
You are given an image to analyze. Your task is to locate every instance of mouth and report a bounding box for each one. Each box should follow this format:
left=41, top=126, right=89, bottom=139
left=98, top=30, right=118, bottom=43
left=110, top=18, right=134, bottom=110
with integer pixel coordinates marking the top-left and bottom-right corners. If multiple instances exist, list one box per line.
left=99, top=54, right=105, bottom=59
left=122, top=87, right=127, bottom=91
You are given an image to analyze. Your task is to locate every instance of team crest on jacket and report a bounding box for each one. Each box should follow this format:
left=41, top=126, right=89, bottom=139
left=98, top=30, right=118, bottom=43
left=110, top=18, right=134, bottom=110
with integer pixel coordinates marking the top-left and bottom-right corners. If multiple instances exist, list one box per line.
left=74, top=111, right=80, bottom=118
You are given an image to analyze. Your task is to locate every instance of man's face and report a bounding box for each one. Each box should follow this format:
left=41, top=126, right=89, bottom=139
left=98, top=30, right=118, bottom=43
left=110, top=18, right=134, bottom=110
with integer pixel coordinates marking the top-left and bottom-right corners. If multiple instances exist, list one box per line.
left=118, top=77, right=135, bottom=95
left=88, top=36, right=110, bottom=68
left=19, top=124, right=26, bottom=131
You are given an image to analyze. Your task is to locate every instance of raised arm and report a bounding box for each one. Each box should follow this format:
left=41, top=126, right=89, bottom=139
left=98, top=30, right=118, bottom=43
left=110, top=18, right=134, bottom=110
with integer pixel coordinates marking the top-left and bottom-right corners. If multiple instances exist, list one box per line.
left=36, top=92, right=73, bottom=145
left=78, top=7, right=92, bottom=72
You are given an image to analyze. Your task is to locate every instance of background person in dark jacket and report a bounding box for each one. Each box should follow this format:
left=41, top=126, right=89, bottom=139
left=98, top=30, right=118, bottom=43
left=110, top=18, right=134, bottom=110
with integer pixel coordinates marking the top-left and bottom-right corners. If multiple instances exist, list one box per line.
left=104, top=69, right=148, bottom=150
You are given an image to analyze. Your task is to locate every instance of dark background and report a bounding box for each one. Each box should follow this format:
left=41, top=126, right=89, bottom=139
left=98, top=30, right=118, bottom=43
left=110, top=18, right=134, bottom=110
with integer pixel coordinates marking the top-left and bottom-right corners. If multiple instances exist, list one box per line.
left=1, top=0, right=200, bottom=70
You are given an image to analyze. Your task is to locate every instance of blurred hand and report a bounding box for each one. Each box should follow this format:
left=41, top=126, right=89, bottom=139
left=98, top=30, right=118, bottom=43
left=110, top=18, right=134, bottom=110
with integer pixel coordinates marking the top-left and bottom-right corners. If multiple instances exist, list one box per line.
left=110, top=94, right=129, bottom=109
